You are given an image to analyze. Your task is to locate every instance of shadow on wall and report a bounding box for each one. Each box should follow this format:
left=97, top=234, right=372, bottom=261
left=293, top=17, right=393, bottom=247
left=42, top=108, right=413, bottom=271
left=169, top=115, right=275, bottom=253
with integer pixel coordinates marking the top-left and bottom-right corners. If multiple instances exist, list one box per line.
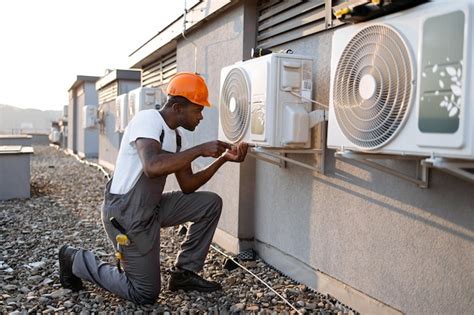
left=239, top=156, right=257, bottom=244
left=322, top=148, right=474, bottom=243
left=253, top=149, right=473, bottom=267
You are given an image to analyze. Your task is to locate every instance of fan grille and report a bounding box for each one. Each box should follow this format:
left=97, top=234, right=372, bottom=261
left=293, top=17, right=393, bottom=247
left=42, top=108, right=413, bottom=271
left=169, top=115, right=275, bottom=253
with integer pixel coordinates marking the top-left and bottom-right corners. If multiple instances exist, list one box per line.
left=219, top=68, right=250, bottom=143
left=333, top=24, right=413, bottom=149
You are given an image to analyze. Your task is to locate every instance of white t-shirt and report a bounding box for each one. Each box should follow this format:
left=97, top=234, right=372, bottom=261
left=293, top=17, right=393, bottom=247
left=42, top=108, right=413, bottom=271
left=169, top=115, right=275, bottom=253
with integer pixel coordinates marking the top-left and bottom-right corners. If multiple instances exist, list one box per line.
left=110, top=109, right=184, bottom=194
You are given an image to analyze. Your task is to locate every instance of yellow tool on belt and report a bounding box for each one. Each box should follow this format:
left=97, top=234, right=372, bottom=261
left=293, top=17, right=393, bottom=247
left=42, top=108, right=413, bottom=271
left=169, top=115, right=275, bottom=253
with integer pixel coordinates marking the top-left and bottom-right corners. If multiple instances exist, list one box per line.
left=110, top=217, right=129, bottom=273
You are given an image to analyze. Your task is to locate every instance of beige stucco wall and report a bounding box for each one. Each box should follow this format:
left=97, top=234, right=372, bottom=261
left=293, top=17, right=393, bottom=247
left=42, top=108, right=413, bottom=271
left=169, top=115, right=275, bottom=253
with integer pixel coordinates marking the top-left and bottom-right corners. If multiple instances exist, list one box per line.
left=153, top=3, right=473, bottom=314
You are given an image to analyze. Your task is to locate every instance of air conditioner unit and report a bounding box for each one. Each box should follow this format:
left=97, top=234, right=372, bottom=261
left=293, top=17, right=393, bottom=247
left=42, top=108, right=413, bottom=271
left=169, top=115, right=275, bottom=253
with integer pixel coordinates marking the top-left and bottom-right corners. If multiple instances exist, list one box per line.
left=128, top=87, right=164, bottom=122
left=218, top=53, right=314, bottom=148
left=49, top=129, right=60, bottom=144
left=83, top=105, right=97, bottom=129
left=328, top=0, right=474, bottom=160
left=115, top=93, right=128, bottom=133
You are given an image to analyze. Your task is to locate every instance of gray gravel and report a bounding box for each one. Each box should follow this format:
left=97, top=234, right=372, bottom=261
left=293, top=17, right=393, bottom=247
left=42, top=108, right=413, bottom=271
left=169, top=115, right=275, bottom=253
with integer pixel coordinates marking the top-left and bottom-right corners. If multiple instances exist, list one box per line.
left=0, top=145, right=359, bottom=314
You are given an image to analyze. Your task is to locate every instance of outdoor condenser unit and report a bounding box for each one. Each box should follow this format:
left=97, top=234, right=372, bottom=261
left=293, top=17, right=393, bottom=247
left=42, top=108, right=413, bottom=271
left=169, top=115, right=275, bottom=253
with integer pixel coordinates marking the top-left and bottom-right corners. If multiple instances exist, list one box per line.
left=218, top=53, right=314, bottom=148
left=328, top=0, right=474, bottom=160
left=128, top=87, right=164, bottom=122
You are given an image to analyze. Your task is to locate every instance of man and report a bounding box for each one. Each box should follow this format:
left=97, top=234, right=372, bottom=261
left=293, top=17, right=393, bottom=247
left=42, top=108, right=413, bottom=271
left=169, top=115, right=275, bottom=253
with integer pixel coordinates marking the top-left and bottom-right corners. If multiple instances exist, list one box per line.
left=58, top=72, right=248, bottom=305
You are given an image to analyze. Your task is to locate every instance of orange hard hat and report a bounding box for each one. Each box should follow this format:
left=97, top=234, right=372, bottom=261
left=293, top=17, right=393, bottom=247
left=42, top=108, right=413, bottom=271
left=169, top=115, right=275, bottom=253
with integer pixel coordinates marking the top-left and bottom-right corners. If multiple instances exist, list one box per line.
left=166, top=72, right=211, bottom=107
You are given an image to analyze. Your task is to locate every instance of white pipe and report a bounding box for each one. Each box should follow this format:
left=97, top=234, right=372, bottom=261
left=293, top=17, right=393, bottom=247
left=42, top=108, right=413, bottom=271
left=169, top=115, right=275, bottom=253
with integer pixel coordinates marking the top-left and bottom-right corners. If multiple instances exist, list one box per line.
left=252, top=147, right=321, bottom=172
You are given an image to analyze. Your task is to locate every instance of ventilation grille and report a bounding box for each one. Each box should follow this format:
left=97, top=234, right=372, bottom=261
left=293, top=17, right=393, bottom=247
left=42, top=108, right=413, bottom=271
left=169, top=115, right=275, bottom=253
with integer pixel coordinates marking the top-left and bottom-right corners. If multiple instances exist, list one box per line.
left=219, top=68, right=250, bottom=143
left=142, top=52, right=177, bottom=88
left=333, top=24, right=413, bottom=149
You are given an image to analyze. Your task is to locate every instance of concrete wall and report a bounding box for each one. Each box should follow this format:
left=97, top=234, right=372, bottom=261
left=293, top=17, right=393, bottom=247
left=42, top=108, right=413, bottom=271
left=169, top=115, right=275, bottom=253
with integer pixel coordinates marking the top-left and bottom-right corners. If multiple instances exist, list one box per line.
left=98, top=80, right=140, bottom=170
left=76, top=90, right=86, bottom=157
left=249, top=30, right=474, bottom=315
left=81, top=82, right=99, bottom=158
left=0, top=150, right=32, bottom=200
left=98, top=99, right=120, bottom=171
left=29, top=134, right=49, bottom=145
left=67, top=91, right=77, bottom=154
left=118, top=80, right=141, bottom=95
left=0, top=135, right=32, bottom=146
left=167, top=2, right=254, bottom=252
left=69, top=81, right=99, bottom=159
left=139, top=2, right=473, bottom=313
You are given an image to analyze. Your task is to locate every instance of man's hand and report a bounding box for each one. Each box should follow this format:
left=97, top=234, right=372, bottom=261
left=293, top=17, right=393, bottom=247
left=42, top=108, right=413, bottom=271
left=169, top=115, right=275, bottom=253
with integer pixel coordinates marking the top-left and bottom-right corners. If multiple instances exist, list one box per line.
left=223, top=142, right=248, bottom=162
left=175, top=141, right=248, bottom=193
left=198, top=140, right=232, bottom=158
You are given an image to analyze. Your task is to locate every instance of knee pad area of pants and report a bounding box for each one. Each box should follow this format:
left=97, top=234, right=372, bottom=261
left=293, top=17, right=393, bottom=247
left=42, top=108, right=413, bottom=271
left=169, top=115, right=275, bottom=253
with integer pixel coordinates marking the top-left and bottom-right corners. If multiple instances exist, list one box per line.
left=132, top=288, right=160, bottom=305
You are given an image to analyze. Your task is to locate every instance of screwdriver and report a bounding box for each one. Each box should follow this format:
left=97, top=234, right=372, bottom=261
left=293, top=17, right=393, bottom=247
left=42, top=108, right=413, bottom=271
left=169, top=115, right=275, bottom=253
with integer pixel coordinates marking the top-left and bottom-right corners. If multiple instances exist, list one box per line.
left=109, top=217, right=129, bottom=272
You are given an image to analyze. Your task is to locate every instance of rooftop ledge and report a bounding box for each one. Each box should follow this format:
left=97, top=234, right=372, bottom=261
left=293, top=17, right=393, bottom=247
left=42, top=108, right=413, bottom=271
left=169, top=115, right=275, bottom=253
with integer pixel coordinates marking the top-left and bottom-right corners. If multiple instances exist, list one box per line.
left=128, top=0, right=233, bottom=69
left=0, top=145, right=34, bottom=155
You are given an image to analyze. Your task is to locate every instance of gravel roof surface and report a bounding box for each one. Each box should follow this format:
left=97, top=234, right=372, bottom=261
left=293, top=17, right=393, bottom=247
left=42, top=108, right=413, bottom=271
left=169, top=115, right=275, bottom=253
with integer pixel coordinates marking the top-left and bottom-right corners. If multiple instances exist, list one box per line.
left=0, top=146, right=359, bottom=314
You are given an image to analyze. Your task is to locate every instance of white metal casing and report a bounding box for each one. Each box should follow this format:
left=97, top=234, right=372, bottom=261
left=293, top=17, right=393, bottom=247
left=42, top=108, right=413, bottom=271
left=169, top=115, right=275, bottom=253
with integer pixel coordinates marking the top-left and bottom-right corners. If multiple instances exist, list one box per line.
left=218, top=53, right=313, bottom=148
left=83, top=105, right=97, bottom=129
left=115, top=94, right=128, bottom=133
left=328, top=0, right=474, bottom=160
left=128, top=87, right=164, bottom=122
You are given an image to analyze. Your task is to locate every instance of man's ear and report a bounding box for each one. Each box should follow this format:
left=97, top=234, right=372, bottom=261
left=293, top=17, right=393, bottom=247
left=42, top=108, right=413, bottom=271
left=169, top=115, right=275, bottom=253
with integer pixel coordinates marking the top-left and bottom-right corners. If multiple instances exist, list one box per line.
left=171, top=102, right=184, bottom=113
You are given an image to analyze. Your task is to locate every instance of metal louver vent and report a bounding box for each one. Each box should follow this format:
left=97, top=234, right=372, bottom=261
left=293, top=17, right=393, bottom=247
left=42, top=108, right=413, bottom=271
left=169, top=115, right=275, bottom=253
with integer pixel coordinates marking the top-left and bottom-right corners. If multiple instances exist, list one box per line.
left=333, top=24, right=413, bottom=150
left=219, top=68, right=250, bottom=143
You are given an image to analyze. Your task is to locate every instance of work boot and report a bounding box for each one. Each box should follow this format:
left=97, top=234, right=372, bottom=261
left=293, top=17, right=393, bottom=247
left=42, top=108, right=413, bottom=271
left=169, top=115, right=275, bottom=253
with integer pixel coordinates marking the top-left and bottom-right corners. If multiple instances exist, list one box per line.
left=58, top=245, right=83, bottom=292
left=168, top=267, right=222, bottom=292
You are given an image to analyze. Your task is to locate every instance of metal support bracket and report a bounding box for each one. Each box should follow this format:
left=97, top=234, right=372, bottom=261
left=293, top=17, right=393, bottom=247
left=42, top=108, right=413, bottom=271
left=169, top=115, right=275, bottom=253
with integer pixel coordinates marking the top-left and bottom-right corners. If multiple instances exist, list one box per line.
left=309, top=110, right=328, bottom=128
left=422, top=157, right=474, bottom=184
left=335, top=151, right=430, bottom=188
left=249, top=147, right=325, bottom=174
left=325, top=0, right=334, bottom=29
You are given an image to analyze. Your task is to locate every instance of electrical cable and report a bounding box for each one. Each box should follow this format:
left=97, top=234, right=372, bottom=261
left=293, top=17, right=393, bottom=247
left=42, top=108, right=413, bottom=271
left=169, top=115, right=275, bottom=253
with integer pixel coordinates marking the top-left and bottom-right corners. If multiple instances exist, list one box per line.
left=210, top=244, right=302, bottom=314
left=290, top=90, right=329, bottom=109
left=183, top=0, right=198, bottom=73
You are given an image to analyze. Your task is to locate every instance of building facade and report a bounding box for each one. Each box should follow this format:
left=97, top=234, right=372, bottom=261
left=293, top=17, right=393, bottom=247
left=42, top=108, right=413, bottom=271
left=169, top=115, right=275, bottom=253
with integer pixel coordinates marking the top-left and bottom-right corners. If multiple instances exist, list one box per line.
left=67, top=75, right=100, bottom=158
left=96, top=69, right=141, bottom=171
left=127, top=1, right=474, bottom=314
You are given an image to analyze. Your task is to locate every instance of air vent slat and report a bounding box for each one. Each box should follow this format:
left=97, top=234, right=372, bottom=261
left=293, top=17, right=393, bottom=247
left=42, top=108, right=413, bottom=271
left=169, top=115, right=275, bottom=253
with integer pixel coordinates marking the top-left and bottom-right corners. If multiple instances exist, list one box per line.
left=333, top=25, right=413, bottom=150
left=219, top=68, right=250, bottom=143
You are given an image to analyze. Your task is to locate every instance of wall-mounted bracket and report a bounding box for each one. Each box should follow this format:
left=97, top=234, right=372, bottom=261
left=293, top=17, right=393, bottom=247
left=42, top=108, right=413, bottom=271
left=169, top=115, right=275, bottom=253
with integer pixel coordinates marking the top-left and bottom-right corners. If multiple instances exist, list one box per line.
left=309, top=110, right=328, bottom=128
left=249, top=147, right=325, bottom=174
left=422, top=157, right=474, bottom=184
left=335, top=151, right=430, bottom=188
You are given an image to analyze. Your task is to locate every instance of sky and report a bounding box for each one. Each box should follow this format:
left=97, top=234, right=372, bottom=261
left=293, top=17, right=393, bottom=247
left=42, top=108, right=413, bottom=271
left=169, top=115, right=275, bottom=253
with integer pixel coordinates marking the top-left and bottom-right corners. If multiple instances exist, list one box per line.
left=0, top=0, right=183, bottom=111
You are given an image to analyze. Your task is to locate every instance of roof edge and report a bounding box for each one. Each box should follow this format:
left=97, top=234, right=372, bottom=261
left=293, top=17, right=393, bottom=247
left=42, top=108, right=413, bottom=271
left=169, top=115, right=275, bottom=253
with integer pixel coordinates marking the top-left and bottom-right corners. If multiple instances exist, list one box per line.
left=128, top=0, right=234, bottom=69
left=68, top=75, right=101, bottom=92
left=96, top=69, right=141, bottom=91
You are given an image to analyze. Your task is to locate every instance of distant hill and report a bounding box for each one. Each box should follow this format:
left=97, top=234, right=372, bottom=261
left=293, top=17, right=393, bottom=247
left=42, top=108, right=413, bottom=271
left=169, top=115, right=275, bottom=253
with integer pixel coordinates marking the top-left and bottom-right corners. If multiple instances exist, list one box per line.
left=0, top=104, right=62, bottom=134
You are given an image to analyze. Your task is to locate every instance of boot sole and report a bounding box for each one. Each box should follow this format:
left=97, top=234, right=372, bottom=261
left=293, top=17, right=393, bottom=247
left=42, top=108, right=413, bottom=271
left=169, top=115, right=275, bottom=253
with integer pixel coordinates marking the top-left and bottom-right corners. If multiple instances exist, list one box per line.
left=169, top=284, right=221, bottom=292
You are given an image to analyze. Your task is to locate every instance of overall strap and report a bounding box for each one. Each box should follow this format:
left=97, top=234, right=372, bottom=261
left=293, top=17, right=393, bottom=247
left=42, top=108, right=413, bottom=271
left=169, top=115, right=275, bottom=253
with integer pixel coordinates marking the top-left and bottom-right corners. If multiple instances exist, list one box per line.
left=159, top=129, right=181, bottom=153
left=176, top=132, right=182, bottom=153
left=160, top=129, right=165, bottom=143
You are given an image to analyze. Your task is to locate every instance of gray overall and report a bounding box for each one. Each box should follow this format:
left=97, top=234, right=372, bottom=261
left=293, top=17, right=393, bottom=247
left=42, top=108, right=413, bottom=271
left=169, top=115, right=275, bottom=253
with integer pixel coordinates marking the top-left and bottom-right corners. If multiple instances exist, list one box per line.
left=71, top=135, right=223, bottom=304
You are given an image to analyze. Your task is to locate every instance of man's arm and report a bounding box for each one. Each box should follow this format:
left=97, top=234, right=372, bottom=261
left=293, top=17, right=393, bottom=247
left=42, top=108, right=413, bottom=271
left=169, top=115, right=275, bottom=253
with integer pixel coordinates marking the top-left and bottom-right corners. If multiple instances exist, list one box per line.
left=136, top=138, right=231, bottom=178
left=175, top=142, right=248, bottom=193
